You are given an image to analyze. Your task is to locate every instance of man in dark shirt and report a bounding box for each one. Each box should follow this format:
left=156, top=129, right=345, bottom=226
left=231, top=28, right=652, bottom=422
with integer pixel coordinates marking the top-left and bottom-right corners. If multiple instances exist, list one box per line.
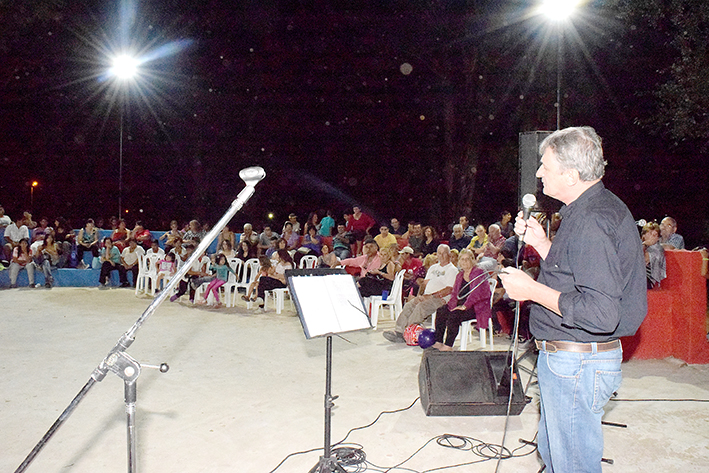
left=500, top=126, right=647, bottom=473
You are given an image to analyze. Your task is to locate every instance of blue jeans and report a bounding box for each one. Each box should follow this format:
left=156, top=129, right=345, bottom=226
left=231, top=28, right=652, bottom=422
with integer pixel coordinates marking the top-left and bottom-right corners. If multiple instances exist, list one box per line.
left=536, top=342, right=622, bottom=473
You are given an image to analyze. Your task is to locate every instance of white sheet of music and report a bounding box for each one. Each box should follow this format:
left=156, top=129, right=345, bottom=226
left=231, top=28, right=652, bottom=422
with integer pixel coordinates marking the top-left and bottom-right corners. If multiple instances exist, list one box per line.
left=288, top=273, right=371, bottom=338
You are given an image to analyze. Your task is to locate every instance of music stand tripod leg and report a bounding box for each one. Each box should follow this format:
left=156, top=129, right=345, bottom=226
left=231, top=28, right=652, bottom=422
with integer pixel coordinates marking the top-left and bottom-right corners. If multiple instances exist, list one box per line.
left=308, top=335, right=347, bottom=473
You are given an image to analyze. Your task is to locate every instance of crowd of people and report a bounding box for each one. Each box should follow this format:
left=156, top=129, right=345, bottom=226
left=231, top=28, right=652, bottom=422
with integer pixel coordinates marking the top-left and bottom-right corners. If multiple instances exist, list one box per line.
left=0, top=200, right=689, bottom=300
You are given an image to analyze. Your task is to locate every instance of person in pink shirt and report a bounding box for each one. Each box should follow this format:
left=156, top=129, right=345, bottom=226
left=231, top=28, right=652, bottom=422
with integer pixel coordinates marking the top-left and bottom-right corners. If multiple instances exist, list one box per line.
left=339, top=238, right=381, bottom=278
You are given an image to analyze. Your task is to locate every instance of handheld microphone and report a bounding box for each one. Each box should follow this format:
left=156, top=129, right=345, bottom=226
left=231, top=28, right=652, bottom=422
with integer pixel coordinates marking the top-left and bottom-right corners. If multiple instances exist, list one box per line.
left=518, top=193, right=537, bottom=249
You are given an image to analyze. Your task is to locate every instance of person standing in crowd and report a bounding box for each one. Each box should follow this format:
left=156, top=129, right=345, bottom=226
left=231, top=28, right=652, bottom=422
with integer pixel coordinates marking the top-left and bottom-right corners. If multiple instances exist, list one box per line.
left=318, top=210, right=336, bottom=238
left=499, top=126, right=647, bottom=473
left=346, top=206, right=375, bottom=256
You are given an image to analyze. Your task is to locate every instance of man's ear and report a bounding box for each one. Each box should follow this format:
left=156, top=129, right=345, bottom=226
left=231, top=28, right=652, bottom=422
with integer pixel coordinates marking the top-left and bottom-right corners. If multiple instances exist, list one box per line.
left=565, top=168, right=580, bottom=187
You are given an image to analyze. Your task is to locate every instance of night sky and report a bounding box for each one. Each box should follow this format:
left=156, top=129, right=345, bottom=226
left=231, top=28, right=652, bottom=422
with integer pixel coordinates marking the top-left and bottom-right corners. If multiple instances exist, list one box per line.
left=1, top=1, right=707, bottom=246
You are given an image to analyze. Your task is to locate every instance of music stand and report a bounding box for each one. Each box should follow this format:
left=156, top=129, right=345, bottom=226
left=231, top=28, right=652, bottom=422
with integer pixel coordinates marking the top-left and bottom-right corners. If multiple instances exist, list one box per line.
left=286, top=268, right=371, bottom=473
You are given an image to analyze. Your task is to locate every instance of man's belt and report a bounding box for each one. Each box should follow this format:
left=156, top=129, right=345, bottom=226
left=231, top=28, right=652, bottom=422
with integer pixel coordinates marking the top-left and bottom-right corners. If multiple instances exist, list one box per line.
left=535, top=339, right=621, bottom=353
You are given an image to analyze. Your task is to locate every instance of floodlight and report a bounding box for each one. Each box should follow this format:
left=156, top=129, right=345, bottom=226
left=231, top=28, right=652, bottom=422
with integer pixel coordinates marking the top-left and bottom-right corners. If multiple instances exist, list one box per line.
left=540, top=0, right=581, bottom=22
left=110, top=54, right=139, bottom=80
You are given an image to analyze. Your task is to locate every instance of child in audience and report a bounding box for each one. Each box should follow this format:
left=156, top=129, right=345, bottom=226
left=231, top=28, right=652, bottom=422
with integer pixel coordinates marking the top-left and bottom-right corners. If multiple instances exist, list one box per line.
left=242, top=256, right=271, bottom=302
left=156, top=253, right=177, bottom=292
left=200, top=254, right=235, bottom=307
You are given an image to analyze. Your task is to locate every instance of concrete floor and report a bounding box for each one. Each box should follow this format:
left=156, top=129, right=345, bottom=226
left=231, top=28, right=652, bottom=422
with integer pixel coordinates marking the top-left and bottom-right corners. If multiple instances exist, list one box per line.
left=2, top=287, right=709, bottom=473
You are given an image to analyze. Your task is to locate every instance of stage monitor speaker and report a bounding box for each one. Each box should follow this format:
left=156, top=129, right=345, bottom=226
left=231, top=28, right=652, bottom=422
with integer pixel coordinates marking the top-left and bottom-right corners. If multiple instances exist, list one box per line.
left=418, top=351, right=528, bottom=416
left=519, top=131, right=557, bottom=212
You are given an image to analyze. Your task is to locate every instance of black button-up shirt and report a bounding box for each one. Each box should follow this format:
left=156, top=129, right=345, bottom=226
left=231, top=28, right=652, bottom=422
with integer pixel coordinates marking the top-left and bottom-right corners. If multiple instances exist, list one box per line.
left=531, top=181, right=648, bottom=342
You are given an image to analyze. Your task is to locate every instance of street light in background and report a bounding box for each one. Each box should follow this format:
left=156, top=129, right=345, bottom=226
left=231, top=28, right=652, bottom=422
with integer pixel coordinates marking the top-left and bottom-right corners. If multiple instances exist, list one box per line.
left=109, top=54, right=140, bottom=217
left=30, top=181, right=38, bottom=210
left=540, top=0, right=581, bottom=130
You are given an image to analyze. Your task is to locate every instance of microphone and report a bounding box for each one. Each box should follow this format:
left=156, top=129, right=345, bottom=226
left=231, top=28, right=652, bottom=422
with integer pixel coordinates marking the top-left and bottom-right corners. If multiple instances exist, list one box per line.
left=518, top=193, right=537, bottom=249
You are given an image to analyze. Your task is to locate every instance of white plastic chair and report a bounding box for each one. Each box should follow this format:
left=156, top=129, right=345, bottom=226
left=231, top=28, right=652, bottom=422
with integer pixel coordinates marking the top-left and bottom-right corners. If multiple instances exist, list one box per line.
left=143, top=254, right=162, bottom=296
left=223, top=258, right=243, bottom=307
left=368, top=270, right=405, bottom=329
left=265, top=287, right=290, bottom=314
left=299, top=254, right=318, bottom=269
left=193, top=255, right=214, bottom=303
left=134, top=254, right=148, bottom=296
left=459, top=278, right=497, bottom=350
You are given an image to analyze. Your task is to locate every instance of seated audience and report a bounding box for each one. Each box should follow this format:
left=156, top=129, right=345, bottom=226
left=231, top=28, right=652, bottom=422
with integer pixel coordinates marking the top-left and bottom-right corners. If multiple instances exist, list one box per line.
left=339, top=238, right=381, bottom=278
left=36, top=234, right=60, bottom=287
left=121, top=239, right=145, bottom=287
left=257, top=225, right=280, bottom=256
left=332, top=224, right=352, bottom=259
left=303, top=211, right=320, bottom=236
left=659, top=216, right=685, bottom=250
left=236, top=240, right=257, bottom=261
left=217, top=239, right=236, bottom=260
left=130, top=221, right=152, bottom=250
left=420, top=226, right=440, bottom=257
left=281, top=221, right=300, bottom=251
left=295, top=225, right=322, bottom=266
left=398, top=246, right=423, bottom=297
left=389, top=217, right=404, bottom=236
left=31, top=217, right=52, bottom=243
left=495, top=211, right=514, bottom=238
left=111, top=218, right=130, bottom=252
left=432, top=249, right=492, bottom=350
left=460, top=216, right=475, bottom=238
left=642, top=222, right=666, bottom=289
left=169, top=244, right=211, bottom=303
left=374, top=224, right=397, bottom=251
left=479, top=224, right=506, bottom=261
left=318, top=244, right=339, bottom=268
left=76, top=218, right=100, bottom=268
left=99, top=238, right=129, bottom=287
left=252, top=249, right=294, bottom=310
left=407, top=223, right=425, bottom=257
left=217, top=224, right=237, bottom=253
left=242, top=256, right=272, bottom=302
left=8, top=238, right=36, bottom=288
left=53, top=217, right=74, bottom=266
left=358, top=245, right=400, bottom=297
left=155, top=253, right=177, bottom=292
left=159, top=220, right=183, bottom=253
left=183, top=219, right=207, bottom=246
left=467, top=224, right=488, bottom=256
left=198, top=254, right=236, bottom=307
left=4, top=214, right=30, bottom=262
left=146, top=239, right=165, bottom=259
left=383, top=245, right=458, bottom=343
left=448, top=224, right=471, bottom=252
left=283, top=213, right=301, bottom=235
left=240, top=223, right=260, bottom=246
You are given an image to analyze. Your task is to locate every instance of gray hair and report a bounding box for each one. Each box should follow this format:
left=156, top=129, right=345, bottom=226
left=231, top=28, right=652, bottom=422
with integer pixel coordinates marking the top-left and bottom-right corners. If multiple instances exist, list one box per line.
left=452, top=224, right=463, bottom=232
left=539, top=126, right=606, bottom=181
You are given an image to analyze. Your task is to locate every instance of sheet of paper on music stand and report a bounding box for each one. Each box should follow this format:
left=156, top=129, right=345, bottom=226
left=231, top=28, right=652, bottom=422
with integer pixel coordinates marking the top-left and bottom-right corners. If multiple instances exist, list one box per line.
left=288, top=272, right=371, bottom=339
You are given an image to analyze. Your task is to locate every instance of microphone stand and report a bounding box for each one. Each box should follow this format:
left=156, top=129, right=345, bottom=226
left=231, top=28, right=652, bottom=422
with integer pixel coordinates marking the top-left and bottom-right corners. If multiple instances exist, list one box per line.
left=14, top=167, right=266, bottom=473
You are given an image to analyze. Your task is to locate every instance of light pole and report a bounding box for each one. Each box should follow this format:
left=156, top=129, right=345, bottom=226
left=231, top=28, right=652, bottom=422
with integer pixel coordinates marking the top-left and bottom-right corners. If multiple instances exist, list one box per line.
left=109, top=54, right=139, bottom=217
left=30, top=181, right=38, bottom=210
left=540, top=0, right=580, bottom=130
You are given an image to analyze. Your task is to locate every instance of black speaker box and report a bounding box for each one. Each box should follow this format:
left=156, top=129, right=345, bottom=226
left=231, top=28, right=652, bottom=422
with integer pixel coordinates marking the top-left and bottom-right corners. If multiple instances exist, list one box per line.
left=418, top=351, right=527, bottom=416
left=518, top=130, right=557, bottom=212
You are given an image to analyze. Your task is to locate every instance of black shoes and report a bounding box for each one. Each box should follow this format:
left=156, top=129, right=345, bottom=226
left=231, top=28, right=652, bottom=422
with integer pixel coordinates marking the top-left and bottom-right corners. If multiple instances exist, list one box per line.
left=383, top=331, right=405, bottom=343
